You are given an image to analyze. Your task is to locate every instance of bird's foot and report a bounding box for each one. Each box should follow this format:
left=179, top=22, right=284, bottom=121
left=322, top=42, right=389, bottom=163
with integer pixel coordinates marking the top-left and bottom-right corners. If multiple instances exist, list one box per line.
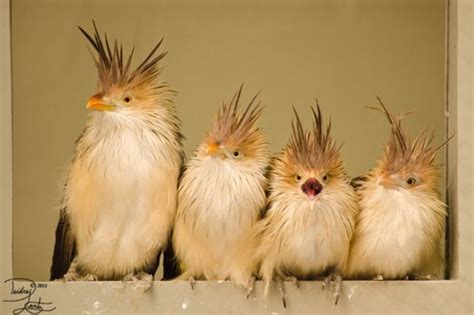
left=123, top=272, right=153, bottom=293
left=61, top=272, right=98, bottom=281
left=275, top=277, right=287, bottom=308
left=284, top=276, right=300, bottom=289
left=322, top=273, right=342, bottom=305
left=245, top=276, right=256, bottom=299
left=189, top=277, right=196, bottom=290
left=372, top=274, right=384, bottom=281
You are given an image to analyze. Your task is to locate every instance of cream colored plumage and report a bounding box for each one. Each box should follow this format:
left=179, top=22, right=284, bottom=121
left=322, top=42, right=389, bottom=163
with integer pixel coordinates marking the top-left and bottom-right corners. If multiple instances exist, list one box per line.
left=236, top=105, right=358, bottom=306
left=345, top=98, right=447, bottom=280
left=173, top=86, right=269, bottom=282
left=50, top=22, right=183, bottom=281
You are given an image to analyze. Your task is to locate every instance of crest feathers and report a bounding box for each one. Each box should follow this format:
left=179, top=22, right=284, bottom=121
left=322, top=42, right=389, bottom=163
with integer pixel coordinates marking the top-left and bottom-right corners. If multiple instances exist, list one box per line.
left=78, top=20, right=166, bottom=91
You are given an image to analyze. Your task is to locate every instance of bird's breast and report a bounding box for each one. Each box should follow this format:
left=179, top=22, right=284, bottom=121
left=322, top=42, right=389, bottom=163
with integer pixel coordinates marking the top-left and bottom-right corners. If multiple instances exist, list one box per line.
left=65, top=121, right=180, bottom=275
left=177, top=159, right=266, bottom=252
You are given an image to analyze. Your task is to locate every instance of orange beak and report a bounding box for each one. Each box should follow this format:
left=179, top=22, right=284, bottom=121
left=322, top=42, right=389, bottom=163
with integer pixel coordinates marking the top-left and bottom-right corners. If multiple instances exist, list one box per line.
left=86, top=95, right=115, bottom=111
left=379, top=174, right=399, bottom=189
left=207, top=142, right=220, bottom=155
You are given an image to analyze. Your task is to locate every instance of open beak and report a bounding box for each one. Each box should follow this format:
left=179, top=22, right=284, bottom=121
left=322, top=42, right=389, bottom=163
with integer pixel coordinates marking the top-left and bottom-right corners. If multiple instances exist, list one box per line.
left=87, top=95, right=115, bottom=111
left=301, top=178, right=323, bottom=201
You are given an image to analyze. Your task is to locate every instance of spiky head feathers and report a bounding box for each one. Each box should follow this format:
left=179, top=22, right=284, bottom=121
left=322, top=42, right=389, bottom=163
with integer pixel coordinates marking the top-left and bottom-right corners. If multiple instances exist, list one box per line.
left=79, top=21, right=169, bottom=110
left=203, top=85, right=267, bottom=160
left=372, top=98, right=448, bottom=191
left=271, top=104, right=346, bottom=200
left=286, top=104, right=340, bottom=171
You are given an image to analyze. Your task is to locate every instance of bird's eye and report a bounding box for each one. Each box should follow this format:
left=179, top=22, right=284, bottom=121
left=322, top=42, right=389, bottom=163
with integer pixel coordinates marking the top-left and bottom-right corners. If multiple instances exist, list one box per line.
left=232, top=150, right=241, bottom=158
left=123, top=96, right=132, bottom=104
left=406, top=176, right=418, bottom=186
left=295, top=175, right=302, bottom=181
left=322, top=174, right=329, bottom=182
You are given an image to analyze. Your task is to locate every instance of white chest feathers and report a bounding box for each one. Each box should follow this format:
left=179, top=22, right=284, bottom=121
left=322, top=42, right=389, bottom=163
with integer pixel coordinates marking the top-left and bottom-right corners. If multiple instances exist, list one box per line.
left=347, top=184, right=446, bottom=278
left=174, top=157, right=267, bottom=279
left=65, top=111, right=180, bottom=278
left=273, top=196, right=355, bottom=277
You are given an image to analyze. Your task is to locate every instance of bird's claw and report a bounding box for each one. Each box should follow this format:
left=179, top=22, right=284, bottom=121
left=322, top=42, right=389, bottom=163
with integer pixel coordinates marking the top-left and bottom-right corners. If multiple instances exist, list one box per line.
left=322, top=276, right=331, bottom=290
left=122, top=272, right=153, bottom=292
left=322, top=273, right=342, bottom=305
left=333, top=274, right=342, bottom=305
left=275, top=277, right=287, bottom=308
left=61, top=261, right=98, bottom=282
left=245, top=276, right=256, bottom=299
left=189, top=277, right=196, bottom=290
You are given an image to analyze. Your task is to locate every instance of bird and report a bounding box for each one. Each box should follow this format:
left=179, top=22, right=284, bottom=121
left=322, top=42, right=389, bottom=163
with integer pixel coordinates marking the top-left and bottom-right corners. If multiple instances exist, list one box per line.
left=50, top=21, right=184, bottom=286
left=237, top=104, right=359, bottom=307
left=345, top=98, right=449, bottom=281
left=172, top=85, right=269, bottom=286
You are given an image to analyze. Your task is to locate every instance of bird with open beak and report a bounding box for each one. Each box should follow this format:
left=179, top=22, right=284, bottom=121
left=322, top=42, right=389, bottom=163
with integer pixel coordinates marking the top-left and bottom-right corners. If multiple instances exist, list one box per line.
left=345, top=98, right=449, bottom=280
left=237, top=105, right=358, bottom=307
left=172, top=86, right=269, bottom=285
left=49, top=22, right=183, bottom=286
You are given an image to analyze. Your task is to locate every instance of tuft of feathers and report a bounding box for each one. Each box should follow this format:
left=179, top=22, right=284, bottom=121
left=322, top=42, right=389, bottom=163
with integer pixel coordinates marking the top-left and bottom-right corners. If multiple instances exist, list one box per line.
left=208, top=85, right=265, bottom=150
left=370, top=97, right=449, bottom=174
left=287, top=102, right=340, bottom=171
left=78, top=20, right=167, bottom=93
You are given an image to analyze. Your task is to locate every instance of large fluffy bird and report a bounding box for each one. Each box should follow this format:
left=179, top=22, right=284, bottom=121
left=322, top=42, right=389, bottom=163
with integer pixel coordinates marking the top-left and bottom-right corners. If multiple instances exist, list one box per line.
left=173, top=86, right=269, bottom=284
left=238, top=105, right=358, bottom=306
left=346, top=98, right=448, bottom=280
left=50, top=22, right=183, bottom=283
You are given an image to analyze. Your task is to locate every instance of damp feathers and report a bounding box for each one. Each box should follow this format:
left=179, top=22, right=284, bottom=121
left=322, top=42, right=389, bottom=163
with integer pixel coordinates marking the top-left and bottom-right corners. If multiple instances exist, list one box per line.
left=77, top=21, right=167, bottom=92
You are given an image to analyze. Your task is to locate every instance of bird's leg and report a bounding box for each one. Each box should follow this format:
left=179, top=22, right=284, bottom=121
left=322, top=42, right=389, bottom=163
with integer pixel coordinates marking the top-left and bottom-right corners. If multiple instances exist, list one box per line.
left=333, top=274, right=342, bottom=305
left=189, top=276, right=196, bottom=290
left=275, top=277, right=287, bottom=308
left=175, top=271, right=196, bottom=289
left=321, top=274, right=331, bottom=290
left=245, top=276, right=256, bottom=299
left=123, top=271, right=153, bottom=292
left=284, top=276, right=300, bottom=289
left=322, top=273, right=342, bottom=305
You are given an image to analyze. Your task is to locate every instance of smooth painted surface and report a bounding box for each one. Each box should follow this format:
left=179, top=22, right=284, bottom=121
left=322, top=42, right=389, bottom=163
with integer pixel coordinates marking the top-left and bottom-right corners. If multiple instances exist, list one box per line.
left=12, top=0, right=447, bottom=281
left=1, top=280, right=474, bottom=314
left=0, top=0, right=13, bottom=285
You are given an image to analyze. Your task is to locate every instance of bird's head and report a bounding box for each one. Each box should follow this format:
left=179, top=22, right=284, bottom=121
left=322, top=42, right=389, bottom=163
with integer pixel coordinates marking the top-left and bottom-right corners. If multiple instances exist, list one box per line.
left=272, top=104, right=346, bottom=203
left=78, top=21, right=169, bottom=113
left=198, top=86, right=268, bottom=170
left=372, top=98, right=449, bottom=196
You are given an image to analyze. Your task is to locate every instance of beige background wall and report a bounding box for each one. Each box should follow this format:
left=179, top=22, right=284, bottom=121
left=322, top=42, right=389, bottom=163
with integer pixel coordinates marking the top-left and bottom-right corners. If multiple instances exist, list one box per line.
left=12, top=0, right=446, bottom=281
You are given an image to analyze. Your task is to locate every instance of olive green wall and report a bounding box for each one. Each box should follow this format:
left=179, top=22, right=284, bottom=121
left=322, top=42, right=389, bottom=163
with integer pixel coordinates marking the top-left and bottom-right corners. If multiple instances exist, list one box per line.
left=12, top=0, right=446, bottom=281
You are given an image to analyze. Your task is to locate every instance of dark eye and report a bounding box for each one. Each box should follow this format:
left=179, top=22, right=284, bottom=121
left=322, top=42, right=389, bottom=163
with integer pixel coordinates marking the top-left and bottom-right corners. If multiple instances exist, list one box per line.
left=322, top=174, right=329, bottom=182
left=406, top=177, right=418, bottom=186
left=295, top=175, right=302, bottom=181
left=232, top=151, right=241, bottom=158
left=123, top=96, right=131, bottom=103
